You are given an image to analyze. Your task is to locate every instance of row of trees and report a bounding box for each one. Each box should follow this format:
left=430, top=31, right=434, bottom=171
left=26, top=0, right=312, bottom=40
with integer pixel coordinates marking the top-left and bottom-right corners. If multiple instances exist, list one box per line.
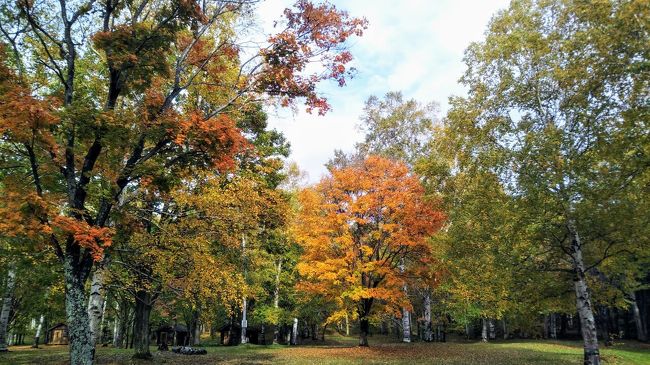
left=0, top=0, right=366, bottom=364
left=0, top=2, right=648, bottom=365
left=291, top=3, right=649, bottom=365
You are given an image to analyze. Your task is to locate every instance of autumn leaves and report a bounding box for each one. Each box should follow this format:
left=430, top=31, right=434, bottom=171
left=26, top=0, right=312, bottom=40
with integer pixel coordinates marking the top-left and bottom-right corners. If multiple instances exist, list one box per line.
left=294, top=156, right=445, bottom=346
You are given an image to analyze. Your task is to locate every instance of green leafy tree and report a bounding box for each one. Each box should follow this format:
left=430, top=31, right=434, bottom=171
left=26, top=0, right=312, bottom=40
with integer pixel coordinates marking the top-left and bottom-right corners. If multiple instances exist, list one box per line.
left=443, top=0, right=649, bottom=363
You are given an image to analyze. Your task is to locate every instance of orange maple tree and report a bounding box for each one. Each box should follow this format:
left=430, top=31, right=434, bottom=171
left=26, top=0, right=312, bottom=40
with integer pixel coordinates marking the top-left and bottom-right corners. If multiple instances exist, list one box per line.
left=294, top=156, right=445, bottom=346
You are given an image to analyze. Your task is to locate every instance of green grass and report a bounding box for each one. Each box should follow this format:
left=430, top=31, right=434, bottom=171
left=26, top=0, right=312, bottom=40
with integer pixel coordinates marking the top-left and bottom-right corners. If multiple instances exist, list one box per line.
left=1, top=336, right=648, bottom=364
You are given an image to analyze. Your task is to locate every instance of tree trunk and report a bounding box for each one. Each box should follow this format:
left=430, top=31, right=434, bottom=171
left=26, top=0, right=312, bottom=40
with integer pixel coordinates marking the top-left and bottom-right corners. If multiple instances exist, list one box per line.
left=358, top=298, right=373, bottom=346
left=98, top=299, right=107, bottom=345
left=345, top=313, right=350, bottom=336
left=399, top=260, right=411, bottom=343
left=273, top=258, right=282, bottom=343
left=423, top=292, right=433, bottom=342
left=241, top=297, right=248, bottom=344
left=87, top=265, right=106, bottom=348
left=359, top=318, right=369, bottom=347
left=0, top=264, right=16, bottom=352
left=631, top=292, right=647, bottom=342
left=132, top=290, right=152, bottom=359
left=113, top=301, right=127, bottom=348
left=401, top=308, right=411, bottom=342
left=568, top=220, right=600, bottom=365
left=550, top=314, right=557, bottom=339
left=32, top=315, right=45, bottom=348
left=502, top=318, right=508, bottom=340
left=291, top=318, right=298, bottom=345
left=489, top=318, right=496, bottom=339
left=481, top=318, right=488, bottom=342
left=64, top=257, right=95, bottom=365
left=311, top=323, right=317, bottom=340
left=191, top=309, right=200, bottom=346
left=601, top=307, right=613, bottom=346
left=544, top=315, right=550, bottom=339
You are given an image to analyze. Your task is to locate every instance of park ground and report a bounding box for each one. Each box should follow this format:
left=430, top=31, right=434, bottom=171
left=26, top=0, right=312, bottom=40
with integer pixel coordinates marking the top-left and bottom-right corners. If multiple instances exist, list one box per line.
left=0, top=335, right=649, bottom=365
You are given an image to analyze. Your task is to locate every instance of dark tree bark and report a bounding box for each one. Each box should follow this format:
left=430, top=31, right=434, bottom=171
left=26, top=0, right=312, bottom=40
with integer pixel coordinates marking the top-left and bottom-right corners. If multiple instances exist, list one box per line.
left=132, top=291, right=153, bottom=359
left=358, top=298, right=373, bottom=346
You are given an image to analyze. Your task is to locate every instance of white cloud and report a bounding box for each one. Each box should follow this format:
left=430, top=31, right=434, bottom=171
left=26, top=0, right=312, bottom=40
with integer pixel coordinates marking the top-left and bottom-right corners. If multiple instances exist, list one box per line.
left=256, top=0, right=510, bottom=182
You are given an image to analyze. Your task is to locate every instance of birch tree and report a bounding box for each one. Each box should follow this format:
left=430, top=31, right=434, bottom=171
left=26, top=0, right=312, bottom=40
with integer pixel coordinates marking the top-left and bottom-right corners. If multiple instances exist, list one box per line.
left=444, top=1, right=649, bottom=363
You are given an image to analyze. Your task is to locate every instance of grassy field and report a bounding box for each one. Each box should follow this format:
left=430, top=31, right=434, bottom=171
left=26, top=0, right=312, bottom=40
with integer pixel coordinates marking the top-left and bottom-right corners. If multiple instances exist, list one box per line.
left=1, top=335, right=648, bottom=365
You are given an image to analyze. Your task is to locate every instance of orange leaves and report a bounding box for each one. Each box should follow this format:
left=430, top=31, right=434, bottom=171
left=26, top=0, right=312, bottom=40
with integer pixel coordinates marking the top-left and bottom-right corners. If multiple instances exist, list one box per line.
left=51, top=217, right=114, bottom=261
left=0, top=52, right=59, bottom=148
left=283, top=1, right=366, bottom=47
left=0, top=187, right=112, bottom=262
left=258, top=0, right=367, bottom=115
left=170, top=111, right=250, bottom=171
left=0, top=191, right=51, bottom=240
left=295, top=156, right=446, bottom=315
left=175, top=0, right=208, bottom=24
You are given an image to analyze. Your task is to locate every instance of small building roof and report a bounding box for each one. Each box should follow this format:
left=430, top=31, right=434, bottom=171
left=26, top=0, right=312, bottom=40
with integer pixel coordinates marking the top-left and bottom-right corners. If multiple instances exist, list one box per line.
left=47, top=323, right=67, bottom=332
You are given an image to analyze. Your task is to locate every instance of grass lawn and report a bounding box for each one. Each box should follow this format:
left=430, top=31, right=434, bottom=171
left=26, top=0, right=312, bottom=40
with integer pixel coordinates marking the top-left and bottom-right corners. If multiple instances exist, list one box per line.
left=1, top=335, right=648, bottom=365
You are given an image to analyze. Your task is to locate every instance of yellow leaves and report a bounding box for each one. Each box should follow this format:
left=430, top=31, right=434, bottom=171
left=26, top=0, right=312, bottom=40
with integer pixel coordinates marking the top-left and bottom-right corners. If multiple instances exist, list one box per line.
left=294, top=155, right=446, bottom=316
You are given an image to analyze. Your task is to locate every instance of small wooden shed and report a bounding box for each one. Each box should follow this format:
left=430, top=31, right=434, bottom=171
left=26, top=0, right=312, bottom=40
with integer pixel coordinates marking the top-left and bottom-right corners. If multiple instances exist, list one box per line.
left=247, top=325, right=275, bottom=345
left=46, top=323, right=69, bottom=345
left=155, top=324, right=189, bottom=348
left=219, top=323, right=241, bottom=346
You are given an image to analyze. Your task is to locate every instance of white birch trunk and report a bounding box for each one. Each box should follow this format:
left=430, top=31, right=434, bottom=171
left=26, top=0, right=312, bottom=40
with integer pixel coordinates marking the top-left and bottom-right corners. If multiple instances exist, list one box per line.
left=568, top=220, right=600, bottom=365
left=291, top=318, right=298, bottom=345
left=241, top=234, right=248, bottom=344
left=631, top=292, right=647, bottom=342
left=423, top=292, right=433, bottom=341
left=273, top=259, right=282, bottom=309
left=0, top=264, right=16, bottom=352
left=399, top=259, right=411, bottom=343
left=489, top=318, right=496, bottom=339
left=112, top=319, right=118, bottom=346
left=241, top=297, right=248, bottom=344
left=32, top=315, right=45, bottom=348
left=98, top=299, right=107, bottom=345
left=345, top=312, right=350, bottom=336
left=401, top=308, right=411, bottom=342
left=273, top=258, right=282, bottom=343
left=481, top=318, right=488, bottom=342
left=87, top=263, right=106, bottom=348
left=112, top=301, right=121, bottom=347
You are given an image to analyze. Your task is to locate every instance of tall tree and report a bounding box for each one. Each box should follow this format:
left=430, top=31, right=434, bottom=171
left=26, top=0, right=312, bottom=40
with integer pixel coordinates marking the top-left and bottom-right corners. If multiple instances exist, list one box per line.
left=295, top=156, right=445, bottom=346
left=356, top=91, right=437, bottom=166
left=355, top=91, right=440, bottom=342
left=0, top=1, right=365, bottom=363
left=444, top=1, right=649, bottom=363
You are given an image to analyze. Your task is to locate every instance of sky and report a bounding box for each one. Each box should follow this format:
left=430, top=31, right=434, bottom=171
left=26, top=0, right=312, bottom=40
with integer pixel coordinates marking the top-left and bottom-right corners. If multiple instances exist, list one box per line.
left=255, top=0, right=511, bottom=183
